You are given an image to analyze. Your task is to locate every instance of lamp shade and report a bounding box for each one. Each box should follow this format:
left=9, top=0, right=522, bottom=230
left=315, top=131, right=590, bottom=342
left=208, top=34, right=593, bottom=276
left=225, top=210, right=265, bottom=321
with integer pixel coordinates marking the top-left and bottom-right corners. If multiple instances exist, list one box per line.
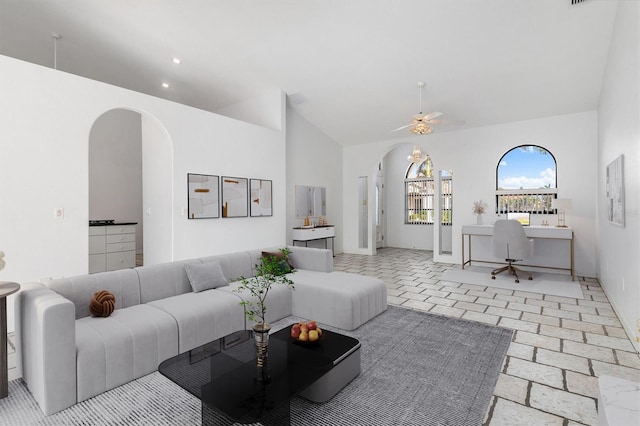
left=552, top=198, right=572, bottom=210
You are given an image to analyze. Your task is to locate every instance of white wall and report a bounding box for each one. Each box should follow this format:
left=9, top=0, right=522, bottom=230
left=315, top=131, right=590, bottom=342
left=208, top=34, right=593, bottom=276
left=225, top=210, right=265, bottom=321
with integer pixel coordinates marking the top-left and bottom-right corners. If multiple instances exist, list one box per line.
left=597, top=1, right=639, bottom=351
left=286, top=104, right=343, bottom=253
left=141, top=114, right=173, bottom=265
left=0, top=55, right=286, bottom=331
left=89, top=109, right=144, bottom=253
left=343, top=111, right=598, bottom=278
left=215, top=88, right=284, bottom=131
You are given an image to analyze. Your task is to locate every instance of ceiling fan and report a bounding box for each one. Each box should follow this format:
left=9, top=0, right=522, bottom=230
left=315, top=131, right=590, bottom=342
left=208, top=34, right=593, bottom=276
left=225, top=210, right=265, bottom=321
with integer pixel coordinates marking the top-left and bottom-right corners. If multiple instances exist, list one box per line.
left=393, top=82, right=464, bottom=135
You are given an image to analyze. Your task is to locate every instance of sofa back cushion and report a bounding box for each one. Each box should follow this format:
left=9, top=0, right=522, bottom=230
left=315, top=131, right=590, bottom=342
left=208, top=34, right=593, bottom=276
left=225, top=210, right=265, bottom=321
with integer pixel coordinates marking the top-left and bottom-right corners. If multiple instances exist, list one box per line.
left=136, top=259, right=200, bottom=304
left=46, top=269, right=141, bottom=319
left=286, top=246, right=333, bottom=272
left=199, top=252, right=254, bottom=282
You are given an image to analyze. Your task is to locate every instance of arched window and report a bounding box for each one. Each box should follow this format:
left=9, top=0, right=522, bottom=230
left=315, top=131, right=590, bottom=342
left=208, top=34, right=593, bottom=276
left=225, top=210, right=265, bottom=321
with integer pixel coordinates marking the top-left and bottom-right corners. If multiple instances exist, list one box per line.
left=496, top=145, right=557, bottom=215
left=405, top=156, right=453, bottom=225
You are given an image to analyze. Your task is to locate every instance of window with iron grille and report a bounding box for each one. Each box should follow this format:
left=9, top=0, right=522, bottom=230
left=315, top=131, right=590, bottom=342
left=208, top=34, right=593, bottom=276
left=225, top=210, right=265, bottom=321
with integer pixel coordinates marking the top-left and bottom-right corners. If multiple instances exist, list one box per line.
left=441, top=174, right=453, bottom=226
left=496, top=145, right=557, bottom=214
left=405, top=157, right=453, bottom=225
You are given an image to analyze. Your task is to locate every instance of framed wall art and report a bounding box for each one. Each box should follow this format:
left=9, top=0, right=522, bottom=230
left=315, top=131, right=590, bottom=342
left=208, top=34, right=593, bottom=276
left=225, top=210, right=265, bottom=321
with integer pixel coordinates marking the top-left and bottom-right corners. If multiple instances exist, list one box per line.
left=606, top=154, right=624, bottom=227
left=187, top=173, right=219, bottom=219
left=221, top=176, right=248, bottom=218
left=250, top=179, right=273, bottom=217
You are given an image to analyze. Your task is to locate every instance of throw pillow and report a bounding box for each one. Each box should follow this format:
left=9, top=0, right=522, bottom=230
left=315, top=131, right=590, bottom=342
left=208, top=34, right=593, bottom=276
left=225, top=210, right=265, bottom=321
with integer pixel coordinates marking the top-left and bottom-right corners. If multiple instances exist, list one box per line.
left=261, top=250, right=294, bottom=274
left=90, top=290, right=116, bottom=317
left=185, top=261, right=229, bottom=293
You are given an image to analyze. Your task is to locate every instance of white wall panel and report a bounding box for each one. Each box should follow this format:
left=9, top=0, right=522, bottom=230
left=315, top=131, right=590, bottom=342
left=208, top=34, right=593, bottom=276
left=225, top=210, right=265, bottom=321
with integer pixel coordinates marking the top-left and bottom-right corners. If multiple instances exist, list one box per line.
left=597, top=1, right=639, bottom=351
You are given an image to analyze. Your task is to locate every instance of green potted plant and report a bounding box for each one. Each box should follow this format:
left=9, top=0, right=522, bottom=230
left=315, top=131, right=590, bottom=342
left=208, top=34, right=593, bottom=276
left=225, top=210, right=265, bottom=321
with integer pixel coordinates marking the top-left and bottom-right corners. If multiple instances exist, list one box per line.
left=234, top=248, right=296, bottom=351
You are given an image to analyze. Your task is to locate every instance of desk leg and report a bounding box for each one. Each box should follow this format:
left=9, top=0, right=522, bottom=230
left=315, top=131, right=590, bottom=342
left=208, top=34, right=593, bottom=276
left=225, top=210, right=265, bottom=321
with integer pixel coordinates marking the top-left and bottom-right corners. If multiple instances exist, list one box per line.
left=0, top=297, right=8, bottom=399
left=570, top=233, right=575, bottom=281
left=461, top=233, right=465, bottom=269
left=461, top=234, right=471, bottom=270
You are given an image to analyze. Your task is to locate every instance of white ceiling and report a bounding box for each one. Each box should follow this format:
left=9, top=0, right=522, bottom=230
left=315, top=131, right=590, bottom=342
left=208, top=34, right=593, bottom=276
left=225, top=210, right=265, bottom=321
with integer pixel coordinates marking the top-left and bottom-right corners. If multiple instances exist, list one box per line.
left=0, top=0, right=619, bottom=146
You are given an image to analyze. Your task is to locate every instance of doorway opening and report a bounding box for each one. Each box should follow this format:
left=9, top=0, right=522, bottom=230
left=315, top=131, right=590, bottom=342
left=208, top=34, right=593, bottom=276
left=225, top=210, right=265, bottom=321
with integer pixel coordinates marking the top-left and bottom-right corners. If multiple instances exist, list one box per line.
left=89, top=108, right=173, bottom=271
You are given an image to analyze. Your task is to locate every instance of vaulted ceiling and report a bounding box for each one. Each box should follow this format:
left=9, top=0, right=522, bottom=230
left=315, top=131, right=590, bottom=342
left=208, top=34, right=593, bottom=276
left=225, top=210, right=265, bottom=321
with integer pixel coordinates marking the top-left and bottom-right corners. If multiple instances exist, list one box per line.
left=0, top=0, right=619, bottom=145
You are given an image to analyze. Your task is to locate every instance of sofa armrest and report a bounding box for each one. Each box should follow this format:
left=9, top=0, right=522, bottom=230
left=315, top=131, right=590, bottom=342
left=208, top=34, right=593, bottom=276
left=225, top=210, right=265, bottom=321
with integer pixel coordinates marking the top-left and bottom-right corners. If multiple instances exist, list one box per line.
left=15, top=282, right=77, bottom=415
left=287, top=246, right=333, bottom=273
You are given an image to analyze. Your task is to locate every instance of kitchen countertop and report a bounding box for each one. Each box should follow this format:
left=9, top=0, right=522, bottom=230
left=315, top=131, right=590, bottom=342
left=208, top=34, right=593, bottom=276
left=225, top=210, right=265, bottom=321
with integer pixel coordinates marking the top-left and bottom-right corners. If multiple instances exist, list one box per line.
left=89, top=222, right=138, bottom=226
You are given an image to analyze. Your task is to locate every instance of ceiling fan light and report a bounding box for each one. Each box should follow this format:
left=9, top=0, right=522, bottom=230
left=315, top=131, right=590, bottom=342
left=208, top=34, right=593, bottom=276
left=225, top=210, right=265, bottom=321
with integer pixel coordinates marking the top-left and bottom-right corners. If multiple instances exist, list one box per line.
left=410, top=122, right=432, bottom=135
left=407, top=145, right=427, bottom=162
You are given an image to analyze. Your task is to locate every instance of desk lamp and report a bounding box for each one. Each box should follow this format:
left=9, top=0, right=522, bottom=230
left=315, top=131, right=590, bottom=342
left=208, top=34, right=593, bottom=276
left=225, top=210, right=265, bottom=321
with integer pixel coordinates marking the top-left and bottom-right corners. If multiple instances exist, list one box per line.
left=551, top=198, right=572, bottom=227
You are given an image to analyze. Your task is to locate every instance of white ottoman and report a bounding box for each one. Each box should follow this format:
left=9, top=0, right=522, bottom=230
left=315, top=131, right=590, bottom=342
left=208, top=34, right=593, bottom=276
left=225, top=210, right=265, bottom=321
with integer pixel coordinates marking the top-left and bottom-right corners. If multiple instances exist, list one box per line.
left=291, top=270, right=387, bottom=330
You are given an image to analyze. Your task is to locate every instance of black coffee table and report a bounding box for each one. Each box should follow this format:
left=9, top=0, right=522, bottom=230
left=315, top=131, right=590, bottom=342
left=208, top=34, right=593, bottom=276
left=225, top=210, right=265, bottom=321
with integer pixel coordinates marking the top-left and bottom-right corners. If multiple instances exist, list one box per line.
left=159, top=325, right=361, bottom=425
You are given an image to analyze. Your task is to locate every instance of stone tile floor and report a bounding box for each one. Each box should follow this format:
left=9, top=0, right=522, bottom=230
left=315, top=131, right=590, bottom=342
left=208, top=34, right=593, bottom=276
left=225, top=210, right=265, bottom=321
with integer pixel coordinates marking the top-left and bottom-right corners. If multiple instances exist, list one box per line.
left=6, top=247, right=639, bottom=425
left=333, top=248, right=640, bottom=426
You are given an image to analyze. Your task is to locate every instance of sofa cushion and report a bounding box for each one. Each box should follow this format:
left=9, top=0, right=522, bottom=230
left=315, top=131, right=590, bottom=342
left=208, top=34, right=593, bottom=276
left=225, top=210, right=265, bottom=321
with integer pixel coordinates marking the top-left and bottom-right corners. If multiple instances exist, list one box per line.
left=75, top=304, right=178, bottom=402
left=136, top=259, right=201, bottom=304
left=285, top=246, right=333, bottom=273
left=47, top=269, right=140, bottom=319
left=185, top=261, right=228, bottom=292
left=148, top=290, right=246, bottom=353
left=199, top=252, right=254, bottom=282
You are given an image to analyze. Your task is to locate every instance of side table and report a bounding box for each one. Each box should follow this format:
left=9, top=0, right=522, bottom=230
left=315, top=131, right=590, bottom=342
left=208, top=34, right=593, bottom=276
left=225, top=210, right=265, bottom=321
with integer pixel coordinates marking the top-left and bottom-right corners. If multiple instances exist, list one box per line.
left=0, top=281, right=20, bottom=399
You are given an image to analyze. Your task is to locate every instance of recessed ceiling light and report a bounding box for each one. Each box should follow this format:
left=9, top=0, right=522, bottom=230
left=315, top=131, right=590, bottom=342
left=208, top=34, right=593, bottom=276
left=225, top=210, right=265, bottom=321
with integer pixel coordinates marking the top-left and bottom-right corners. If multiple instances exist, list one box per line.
left=172, top=57, right=181, bottom=64
left=162, top=82, right=170, bottom=88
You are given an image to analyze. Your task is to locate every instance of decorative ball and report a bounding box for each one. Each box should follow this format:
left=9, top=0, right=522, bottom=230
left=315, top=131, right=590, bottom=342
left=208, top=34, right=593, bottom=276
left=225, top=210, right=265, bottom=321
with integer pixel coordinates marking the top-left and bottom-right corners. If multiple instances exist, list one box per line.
left=90, top=290, right=116, bottom=317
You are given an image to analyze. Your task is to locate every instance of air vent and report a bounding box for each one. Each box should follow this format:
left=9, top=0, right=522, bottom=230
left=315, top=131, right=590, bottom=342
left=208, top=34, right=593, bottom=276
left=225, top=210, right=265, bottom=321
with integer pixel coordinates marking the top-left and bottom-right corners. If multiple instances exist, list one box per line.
left=571, top=0, right=587, bottom=5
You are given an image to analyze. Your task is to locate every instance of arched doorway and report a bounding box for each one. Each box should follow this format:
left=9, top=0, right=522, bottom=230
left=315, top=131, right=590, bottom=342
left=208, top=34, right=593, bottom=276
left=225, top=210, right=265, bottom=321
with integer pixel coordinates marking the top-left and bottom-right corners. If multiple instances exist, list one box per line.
left=89, top=109, right=173, bottom=269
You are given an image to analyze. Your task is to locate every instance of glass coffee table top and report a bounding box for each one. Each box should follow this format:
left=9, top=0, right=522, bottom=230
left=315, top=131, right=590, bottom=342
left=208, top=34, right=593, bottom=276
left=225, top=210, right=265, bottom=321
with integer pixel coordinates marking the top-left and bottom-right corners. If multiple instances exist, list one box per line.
left=159, top=325, right=360, bottom=425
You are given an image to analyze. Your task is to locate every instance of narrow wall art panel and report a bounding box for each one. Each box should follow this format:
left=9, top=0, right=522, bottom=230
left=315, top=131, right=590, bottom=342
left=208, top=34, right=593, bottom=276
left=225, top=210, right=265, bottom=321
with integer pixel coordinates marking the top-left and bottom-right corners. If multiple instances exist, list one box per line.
left=606, top=155, right=624, bottom=227
left=250, top=179, right=273, bottom=217
left=187, top=173, right=219, bottom=219
left=222, top=176, right=248, bottom=218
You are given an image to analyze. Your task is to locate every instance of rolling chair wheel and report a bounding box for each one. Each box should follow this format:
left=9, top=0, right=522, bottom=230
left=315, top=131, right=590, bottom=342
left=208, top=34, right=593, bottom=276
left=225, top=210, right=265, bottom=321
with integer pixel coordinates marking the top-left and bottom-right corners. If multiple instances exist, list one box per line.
left=491, top=276, right=496, bottom=280
left=528, top=277, right=533, bottom=280
left=515, top=279, right=520, bottom=283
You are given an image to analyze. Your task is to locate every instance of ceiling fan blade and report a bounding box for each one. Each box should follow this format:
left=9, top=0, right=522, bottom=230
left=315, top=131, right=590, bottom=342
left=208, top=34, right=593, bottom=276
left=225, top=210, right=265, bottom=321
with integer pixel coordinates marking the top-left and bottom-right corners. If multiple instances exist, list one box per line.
left=392, top=124, right=412, bottom=132
left=427, top=119, right=466, bottom=125
left=422, top=111, right=443, bottom=120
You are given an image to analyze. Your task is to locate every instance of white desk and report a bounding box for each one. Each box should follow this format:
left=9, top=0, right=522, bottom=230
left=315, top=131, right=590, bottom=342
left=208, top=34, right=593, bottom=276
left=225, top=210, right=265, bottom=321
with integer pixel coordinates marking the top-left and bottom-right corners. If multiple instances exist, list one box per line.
left=461, top=224, right=574, bottom=279
left=292, top=225, right=335, bottom=256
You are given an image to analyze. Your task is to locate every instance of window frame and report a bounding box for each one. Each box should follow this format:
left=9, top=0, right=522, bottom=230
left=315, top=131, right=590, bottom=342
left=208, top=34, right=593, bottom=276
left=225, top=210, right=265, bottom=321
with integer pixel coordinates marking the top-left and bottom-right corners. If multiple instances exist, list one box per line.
left=495, top=145, right=557, bottom=214
left=404, top=157, right=453, bottom=226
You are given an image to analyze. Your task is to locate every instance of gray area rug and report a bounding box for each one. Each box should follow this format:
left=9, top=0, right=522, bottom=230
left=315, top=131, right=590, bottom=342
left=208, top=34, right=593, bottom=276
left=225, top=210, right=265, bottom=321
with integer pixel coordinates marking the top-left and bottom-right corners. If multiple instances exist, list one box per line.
left=1, top=306, right=513, bottom=425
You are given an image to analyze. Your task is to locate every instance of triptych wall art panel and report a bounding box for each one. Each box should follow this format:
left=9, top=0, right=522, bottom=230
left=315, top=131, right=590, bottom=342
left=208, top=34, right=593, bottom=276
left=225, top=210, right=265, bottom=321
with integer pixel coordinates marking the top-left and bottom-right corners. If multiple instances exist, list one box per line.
left=187, top=173, right=219, bottom=219
left=250, top=179, right=273, bottom=217
left=222, top=176, right=249, bottom=218
left=188, top=174, right=272, bottom=219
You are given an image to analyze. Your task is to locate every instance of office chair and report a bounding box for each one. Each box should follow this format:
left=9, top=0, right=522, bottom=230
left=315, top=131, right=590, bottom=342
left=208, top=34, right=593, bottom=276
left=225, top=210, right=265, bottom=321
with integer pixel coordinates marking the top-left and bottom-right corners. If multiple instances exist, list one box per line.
left=491, top=219, right=534, bottom=283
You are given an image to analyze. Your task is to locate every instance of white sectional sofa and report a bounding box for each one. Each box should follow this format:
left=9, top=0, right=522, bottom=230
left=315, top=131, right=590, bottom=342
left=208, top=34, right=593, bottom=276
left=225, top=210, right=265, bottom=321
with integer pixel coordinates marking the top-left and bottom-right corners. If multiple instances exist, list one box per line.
left=14, top=246, right=386, bottom=415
